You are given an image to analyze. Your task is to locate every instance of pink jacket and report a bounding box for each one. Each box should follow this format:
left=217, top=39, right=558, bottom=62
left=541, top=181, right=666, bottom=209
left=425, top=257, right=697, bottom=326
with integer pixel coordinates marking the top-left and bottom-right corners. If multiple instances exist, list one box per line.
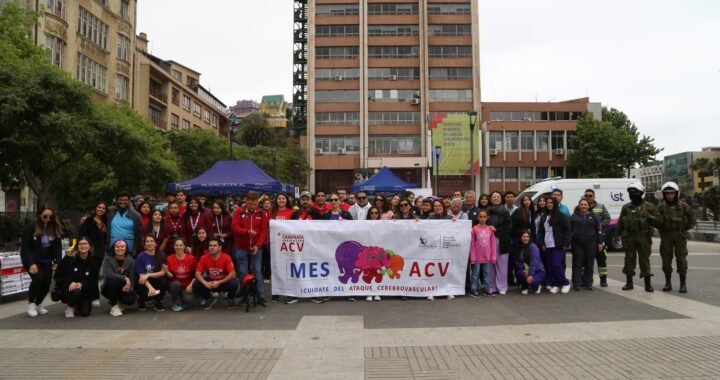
left=469, top=225, right=497, bottom=264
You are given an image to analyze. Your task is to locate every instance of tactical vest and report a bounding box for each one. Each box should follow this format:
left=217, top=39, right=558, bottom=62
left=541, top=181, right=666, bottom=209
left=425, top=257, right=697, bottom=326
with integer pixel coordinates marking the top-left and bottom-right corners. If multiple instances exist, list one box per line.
left=661, top=203, right=686, bottom=231
left=622, top=204, right=649, bottom=233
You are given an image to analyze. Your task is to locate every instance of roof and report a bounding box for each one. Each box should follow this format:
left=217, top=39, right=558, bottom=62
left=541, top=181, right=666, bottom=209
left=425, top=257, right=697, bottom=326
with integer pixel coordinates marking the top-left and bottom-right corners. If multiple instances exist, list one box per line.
left=167, top=60, right=201, bottom=76
left=261, top=95, right=286, bottom=108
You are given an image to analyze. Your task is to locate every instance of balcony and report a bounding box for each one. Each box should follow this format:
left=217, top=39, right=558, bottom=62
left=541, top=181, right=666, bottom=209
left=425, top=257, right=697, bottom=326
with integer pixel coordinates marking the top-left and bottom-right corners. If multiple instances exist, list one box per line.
left=149, top=86, right=168, bottom=106
left=150, top=117, right=167, bottom=130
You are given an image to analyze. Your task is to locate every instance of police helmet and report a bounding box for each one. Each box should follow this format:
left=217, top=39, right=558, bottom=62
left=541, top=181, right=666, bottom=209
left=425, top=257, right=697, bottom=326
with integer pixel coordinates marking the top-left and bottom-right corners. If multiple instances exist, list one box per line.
left=627, top=182, right=645, bottom=193
left=661, top=181, right=680, bottom=194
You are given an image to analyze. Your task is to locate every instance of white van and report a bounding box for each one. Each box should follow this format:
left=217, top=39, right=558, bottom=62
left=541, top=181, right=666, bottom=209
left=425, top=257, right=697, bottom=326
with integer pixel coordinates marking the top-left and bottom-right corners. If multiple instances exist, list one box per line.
left=516, top=177, right=635, bottom=250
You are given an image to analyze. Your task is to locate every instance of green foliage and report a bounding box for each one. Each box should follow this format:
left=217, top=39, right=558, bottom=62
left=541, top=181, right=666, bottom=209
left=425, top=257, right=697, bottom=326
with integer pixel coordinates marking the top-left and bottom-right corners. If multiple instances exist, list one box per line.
left=231, top=144, right=311, bottom=186
left=237, top=113, right=272, bottom=147
left=168, top=128, right=230, bottom=179
left=0, top=215, right=31, bottom=243
left=701, top=186, right=720, bottom=221
left=567, top=108, right=662, bottom=178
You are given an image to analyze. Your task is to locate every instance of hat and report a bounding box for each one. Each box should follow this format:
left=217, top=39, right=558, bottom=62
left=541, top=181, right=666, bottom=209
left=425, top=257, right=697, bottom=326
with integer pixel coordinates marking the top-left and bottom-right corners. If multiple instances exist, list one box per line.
left=300, top=191, right=312, bottom=199
left=132, top=195, right=143, bottom=202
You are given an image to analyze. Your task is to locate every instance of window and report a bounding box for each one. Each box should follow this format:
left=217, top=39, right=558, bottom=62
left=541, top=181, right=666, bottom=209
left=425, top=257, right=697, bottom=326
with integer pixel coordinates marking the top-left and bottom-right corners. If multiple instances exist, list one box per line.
left=315, top=90, right=359, bottom=103
left=182, top=119, right=190, bottom=130
left=46, top=0, right=66, bottom=19
left=315, top=136, right=360, bottom=154
left=193, top=102, right=201, bottom=116
left=114, top=74, right=128, bottom=100
left=316, top=25, right=359, bottom=37
left=316, top=112, right=360, bottom=125
left=368, top=67, right=420, bottom=80
left=505, top=132, right=519, bottom=151
left=535, top=167, right=549, bottom=180
left=428, top=89, right=472, bottom=102
left=566, top=131, right=576, bottom=150
left=428, top=24, right=471, bottom=37
left=211, top=114, right=218, bottom=128
left=428, top=46, right=472, bottom=58
left=76, top=53, right=107, bottom=93
left=203, top=109, right=210, bottom=123
left=120, top=0, right=129, bottom=20
left=316, top=47, right=359, bottom=59
left=429, top=68, right=472, bottom=80
left=116, top=34, right=130, bottom=61
left=427, top=3, right=471, bottom=15
left=368, top=135, right=421, bottom=155
left=45, top=35, right=64, bottom=68
left=489, top=132, right=503, bottom=151
left=551, top=131, right=564, bottom=150
left=171, top=88, right=179, bottom=105
left=505, top=167, right=518, bottom=181
left=149, top=107, right=162, bottom=128
left=550, top=167, right=564, bottom=177
left=489, top=168, right=503, bottom=182
left=519, top=168, right=534, bottom=181
left=520, top=131, right=534, bottom=151
left=536, top=131, right=549, bottom=151
left=171, top=114, right=179, bottom=130
left=186, top=77, right=198, bottom=87
left=367, top=3, right=418, bottom=15
left=368, top=112, right=421, bottom=125
left=368, top=46, right=419, bottom=58
left=315, top=68, right=360, bottom=81
left=316, top=4, right=359, bottom=16
left=369, top=89, right=417, bottom=103
left=171, top=70, right=182, bottom=81
left=490, top=112, right=505, bottom=121
left=182, top=95, right=190, bottom=111
left=193, top=124, right=201, bottom=130
left=77, top=7, right=108, bottom=50
left=368, top=25, right=419, bottom=37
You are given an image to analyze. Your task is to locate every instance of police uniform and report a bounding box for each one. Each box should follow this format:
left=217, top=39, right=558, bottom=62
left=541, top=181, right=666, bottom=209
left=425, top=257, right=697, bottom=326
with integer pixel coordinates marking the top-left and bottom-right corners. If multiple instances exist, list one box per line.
left=657, top=182, right=696, bottom=293
left=615, top=183, right=662, bottom=292
left=588, top=201, right=611, bottom=286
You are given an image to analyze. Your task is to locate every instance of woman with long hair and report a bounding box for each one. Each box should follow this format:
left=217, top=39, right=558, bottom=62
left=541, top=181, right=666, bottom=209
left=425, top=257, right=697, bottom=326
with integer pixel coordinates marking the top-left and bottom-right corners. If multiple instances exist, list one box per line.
left=21, top=206, right=63, bottom=317
left=54, top=237, right=99, bottom=317
left=515, top=230, right=545, bottom=295
left=137, top=201, right=152, bottom=232
left=390, top=195, right=401, bottom=215
left=102, top=240, right=137, bottom=317
left=509, top=195, right=534, bottom=286
left=428, top=199, right=451, bottom=220
left=393, top=198, right=418, bottom=220
left=373, top=194, right=394, bottom=220
left=163, top=238, right=197, bottom=312
left=134, top=235, right=168, bottom=311
left=366, top=207, right=382, bottom=220
left=144, top=209, right=168, bottom=253
left=478, top=194, right=490, bottom=210
left=538, top=197, right=572, bottom=294
left=191, top=227, right=210, bottom=260
left=210, top=200, right=233, bottom=253
left=78, top=201, right=108, bottom=307
left=183, top=197, right=210, bottom=247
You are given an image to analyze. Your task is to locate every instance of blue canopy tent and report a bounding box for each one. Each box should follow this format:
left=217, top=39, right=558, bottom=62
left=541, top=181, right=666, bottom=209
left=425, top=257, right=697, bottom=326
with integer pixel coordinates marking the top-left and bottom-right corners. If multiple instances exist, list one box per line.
left=168, top=160, right=295, bottom=195
left=351, top=167, right=417, bottom=193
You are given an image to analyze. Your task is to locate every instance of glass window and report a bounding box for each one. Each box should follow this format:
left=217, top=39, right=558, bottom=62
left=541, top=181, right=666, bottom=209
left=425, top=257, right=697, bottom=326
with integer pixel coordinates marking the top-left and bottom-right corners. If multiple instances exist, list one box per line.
left=368, top=25, right=419, bottom=37
left=121, top=0, right=129, bottom=19
left=428, top=89, right=472, bottom=102
left=116, top=34, right=130, bottom=61
left=315, top=90, right=359, bottom=103
left=315, top=68, right=360, bottom=81
left=76, top=53, right=106, bottom=93
left=367, top=3, right=418, bottom=15
left=520, top=131, right=534, bottom=151
left=367, top=67, right=419, bottom=80
left=193, top=102, right=202, bottom=116
left=182, top=95, right=190, bottom=110
left=551, top=131, right=564, bottom=150
left=149, top=107, right=162, bottom=127
left=505, top=167, right=518, bottom=180
left=505, top=132, right=519, bottom=151
left=316, top=25, right=359, bottom=37
left=315, top=136, right=360, bottom=153
left=316, top=4, right=359, bottom=16
left=316, top=47, right=359, bottom=59
left=369, top=89, right=417, bottom=103
left=427, top=24, right=471, bottom=37
left=566, top=131, right=576, bottom=150
left=47, top=0, right=66, bottom=19
left=171, top=70, right=182, bottom=81
left=114, top=74, right=128, bottom=100
left=489, top=168, right=503, bottom=182
left=519, top=167, right=534, bottom=181
left=368, top=46, right=419, bottom=58
left=171, top=114, right=179, bottom=129
left=45, top=35, right=64, bottom=68
left=489, top=132, right=503, bottom=151
left=316, top=112, right=360, bottom=125
left=203, top=109, right=210, bottom=122
left=77, top=8, right=108, bottom=50
left=535, top=167, right=549, bottom=180
left=536, top=131, right=549, bottom=151
left=428, top=46, right=472, bottom=58
left=429, top=68, right=472, bottom=80
left=368, top=135, right=421, bottom=155
left=550, top=167, right=564, bottom=177
left=368, top=112, right=421, bottom=125
left=427, top=3, right=471, bottom=15
left=489, top=112, right=504, bottom=121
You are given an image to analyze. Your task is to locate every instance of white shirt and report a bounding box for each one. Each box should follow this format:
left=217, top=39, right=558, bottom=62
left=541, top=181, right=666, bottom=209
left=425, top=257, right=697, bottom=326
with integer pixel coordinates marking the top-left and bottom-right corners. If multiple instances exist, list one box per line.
left=350, top=203, right=371, bottom=221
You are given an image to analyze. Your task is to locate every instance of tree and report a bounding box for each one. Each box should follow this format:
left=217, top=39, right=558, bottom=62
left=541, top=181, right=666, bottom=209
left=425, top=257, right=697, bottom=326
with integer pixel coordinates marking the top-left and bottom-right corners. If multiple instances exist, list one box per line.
left=168, top=128, right=230, bottom=179
left=690, top=157, right=714, bottom=193
left=567, top=108, right=662, bottom=178
left=701, top=186, right=720, bottom=221
left=236, top=113, right=272, bottom=147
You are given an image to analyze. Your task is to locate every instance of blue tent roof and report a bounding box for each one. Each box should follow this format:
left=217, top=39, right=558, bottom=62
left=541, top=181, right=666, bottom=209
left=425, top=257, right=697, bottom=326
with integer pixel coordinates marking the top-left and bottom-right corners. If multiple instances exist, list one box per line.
left=168, top=160, right=295, bottom=195
left=351, top=167, right=417, bottom=193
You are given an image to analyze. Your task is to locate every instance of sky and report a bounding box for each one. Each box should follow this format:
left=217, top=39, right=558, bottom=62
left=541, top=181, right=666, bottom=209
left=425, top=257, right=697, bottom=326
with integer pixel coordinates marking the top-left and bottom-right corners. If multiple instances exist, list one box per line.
left=137, top=0, right=720, bottom=159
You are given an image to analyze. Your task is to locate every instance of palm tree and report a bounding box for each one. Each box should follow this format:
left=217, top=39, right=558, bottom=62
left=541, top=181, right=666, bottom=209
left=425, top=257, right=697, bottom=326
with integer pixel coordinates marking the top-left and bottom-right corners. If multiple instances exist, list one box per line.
left=690, top=158, right=713, bottom=192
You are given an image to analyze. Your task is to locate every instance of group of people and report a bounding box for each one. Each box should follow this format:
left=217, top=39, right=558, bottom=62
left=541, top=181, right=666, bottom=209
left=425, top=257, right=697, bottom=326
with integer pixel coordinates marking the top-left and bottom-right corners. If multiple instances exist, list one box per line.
left=19, top=180, right=695, bottom=318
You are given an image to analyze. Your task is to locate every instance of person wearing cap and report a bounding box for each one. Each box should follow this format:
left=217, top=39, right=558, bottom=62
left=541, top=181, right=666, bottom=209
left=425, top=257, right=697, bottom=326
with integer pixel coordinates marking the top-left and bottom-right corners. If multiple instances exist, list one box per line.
left=132, top=195, right=144, bottom=210
left=615, top=182, right=662, bottom=292
left=657, top=181, right=696, bottom=293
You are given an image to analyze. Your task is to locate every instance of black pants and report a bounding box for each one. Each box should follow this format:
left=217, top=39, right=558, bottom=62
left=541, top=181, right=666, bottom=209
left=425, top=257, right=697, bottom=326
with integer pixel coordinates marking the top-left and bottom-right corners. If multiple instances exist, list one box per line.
left=136, top=277, right=168, bottom=305
left=62, top=288, right=92, bottom=316
left=168, top=281, right=195, bottom=306
left=193, top=278, right=239, bottom=300
left=28, top=264, right=53, bottom=305
left=261, top=246, right=271, bottom=281
left=572, top=239, right=596, bottom=287
left=87, top=255, right=103, bottom=301
left=102, top=277, right=138, bottom=306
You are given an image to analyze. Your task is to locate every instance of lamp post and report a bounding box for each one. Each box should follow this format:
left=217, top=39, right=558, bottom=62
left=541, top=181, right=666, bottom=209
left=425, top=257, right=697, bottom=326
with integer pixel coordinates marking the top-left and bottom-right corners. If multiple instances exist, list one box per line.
left=434, top=145, right=442, bottom=195
left=467, top=111, right=477, bottom=195
left=228, top=119, right=240, bottom=160
left=272, top=148, right=278, bottom=177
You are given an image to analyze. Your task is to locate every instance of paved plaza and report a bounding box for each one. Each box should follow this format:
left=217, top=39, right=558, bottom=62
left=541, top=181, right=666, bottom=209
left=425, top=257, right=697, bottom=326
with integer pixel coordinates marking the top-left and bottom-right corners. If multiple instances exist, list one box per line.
left=1, top=239, right=719, bottom=379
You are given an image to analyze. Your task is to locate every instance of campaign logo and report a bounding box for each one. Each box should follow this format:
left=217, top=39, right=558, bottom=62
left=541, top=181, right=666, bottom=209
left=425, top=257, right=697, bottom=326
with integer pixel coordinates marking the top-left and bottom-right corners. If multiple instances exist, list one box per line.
left=335, top=241, right=405, bottom=284
left=418, top=236, right=437, bottom=249
left=279, top=233, right=305, bottom=254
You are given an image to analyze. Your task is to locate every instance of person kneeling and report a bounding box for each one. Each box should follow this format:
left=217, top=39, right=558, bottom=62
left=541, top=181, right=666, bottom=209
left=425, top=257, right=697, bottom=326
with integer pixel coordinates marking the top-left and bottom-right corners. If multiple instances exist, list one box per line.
left=164, top=238, right=197, bottom=311
left=134, top=235, right=168, bottom=312
left=54, top=237, right=99, bottom=317
left=193, top=238, right=239, bottom=309
left=102, top=240, right=137, bottom=317
left=516, top=230, right=546, bottom=295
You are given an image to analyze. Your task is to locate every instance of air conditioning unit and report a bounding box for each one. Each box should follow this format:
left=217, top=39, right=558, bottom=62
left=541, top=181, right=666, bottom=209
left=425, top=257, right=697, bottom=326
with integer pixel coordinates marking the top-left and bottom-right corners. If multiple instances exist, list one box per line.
left=489, top=148, right=498, bottom=155
left=337, top=148, right=345, bottom=154
left=389, top=75, right=398, bottom=81
left=554, top=148, right=565, bottom=155
left=523, top=117, right=533, bottom=121
left=335, top=75, right=343, bottom=81
left=315, top=149, right=323, bottom=154
left=410, top=98, right=420, bottom=105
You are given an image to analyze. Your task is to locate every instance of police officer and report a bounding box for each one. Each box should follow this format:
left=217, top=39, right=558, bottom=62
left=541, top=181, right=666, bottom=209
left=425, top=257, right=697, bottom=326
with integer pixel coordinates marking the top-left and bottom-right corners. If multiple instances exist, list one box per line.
left=615, top=182, right=662, bottom=292
left=657, top=182, right=696, bottom=293
left=583, top=189, right=611, bottom=287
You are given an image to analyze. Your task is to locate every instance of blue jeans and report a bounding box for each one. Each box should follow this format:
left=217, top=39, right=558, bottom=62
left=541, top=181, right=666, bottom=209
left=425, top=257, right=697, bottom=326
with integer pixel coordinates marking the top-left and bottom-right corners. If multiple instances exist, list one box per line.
left=234, top=247, right=265, bottom=299
left=470, top=263, right=491, bottom=293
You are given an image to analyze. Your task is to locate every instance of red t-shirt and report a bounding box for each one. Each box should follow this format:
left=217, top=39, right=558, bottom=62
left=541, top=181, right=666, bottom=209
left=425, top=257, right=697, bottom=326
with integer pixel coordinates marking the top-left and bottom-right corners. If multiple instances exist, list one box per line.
left=273, top=209, right=296, bottom=221
left=196, top=253, right=235, bottom=281
left=166, top=254, right=197, bottom=288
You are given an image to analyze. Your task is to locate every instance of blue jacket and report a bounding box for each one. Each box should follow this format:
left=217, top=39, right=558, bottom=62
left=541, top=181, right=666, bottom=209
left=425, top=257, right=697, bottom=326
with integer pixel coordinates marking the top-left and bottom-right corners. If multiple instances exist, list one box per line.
left=515, top=243, right=545, bottom=280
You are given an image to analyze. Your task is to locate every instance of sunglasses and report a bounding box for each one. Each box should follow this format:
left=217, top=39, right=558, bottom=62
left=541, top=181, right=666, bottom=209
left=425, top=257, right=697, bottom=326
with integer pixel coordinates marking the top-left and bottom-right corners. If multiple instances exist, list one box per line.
left=584, top=194, right=594, bottom=198
left=330, top=198, right=339, bottom=202
left=400, top=203, right=410, bottom=207
left=357, top=196, right=366, bottom=200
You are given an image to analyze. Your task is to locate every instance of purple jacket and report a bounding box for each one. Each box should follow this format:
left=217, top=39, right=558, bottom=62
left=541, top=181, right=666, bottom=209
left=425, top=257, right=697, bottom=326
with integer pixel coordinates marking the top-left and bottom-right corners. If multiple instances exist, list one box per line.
left=515, top=243, right=545, bottom=281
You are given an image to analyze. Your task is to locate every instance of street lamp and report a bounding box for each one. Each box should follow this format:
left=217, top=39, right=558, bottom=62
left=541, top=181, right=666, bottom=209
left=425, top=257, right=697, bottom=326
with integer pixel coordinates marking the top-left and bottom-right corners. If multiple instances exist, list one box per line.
left=229, top=120, right=240, bottom=160
left=272, top=148, right=278, bottom=177
left=467, top=111, right=477, bottom=195
left=434, top=145, right=442, bottom=195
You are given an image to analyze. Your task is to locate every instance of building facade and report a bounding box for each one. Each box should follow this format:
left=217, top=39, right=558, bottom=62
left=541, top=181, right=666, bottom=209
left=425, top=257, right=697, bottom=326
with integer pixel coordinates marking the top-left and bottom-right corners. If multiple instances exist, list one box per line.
left=230, top=99, right=260, bottom=117
left=635, top=160, right=664, bottom=193
left=480, top=98, right=602, bottom=194
left=307, top=0, right=482, bottom=192
left=133, top=33, right=228, bottom=137
left=259, top=95, right=288, bottom=128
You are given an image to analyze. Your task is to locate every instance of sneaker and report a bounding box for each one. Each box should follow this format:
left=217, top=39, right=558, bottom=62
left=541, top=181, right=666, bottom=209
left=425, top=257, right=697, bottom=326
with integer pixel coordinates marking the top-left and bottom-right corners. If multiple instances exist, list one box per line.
left=91, top=299, right=101, bottom=309
left=201, top=298, right=217, bottom=310
left=427, top=296, right=434, bottom=301
left=374, top=296, right=381, bottom=301
left=171, top=303, right=184, bottom=312
left=227, top=299, right=237, bottom=309
left=311, top=298, right=323, bottom=304
left=348, top=297, right=356, bottom=302
left=64, top=306, right=75, bottom=318
left=498, top=291, right=507, bottom=296
left=285, top=297, right=299, bottom=304
left=27, top=303, right=38, bottom=318
left=271, top=295, right=280, bottom=303
left=470, top=291, right=480, bottom=299
left=366, top=296, right=373, bottom=302
left=36, top=304, right=49, bottom=315
left=521, top=289, right=529, bottom=295
left=535, top=287, right=542, bottom=294
left=137, top=302, right=147, bottom=311
left=264, top=279, right=270, bottom=284
left=109, top=305, right=123, bottom=317
left=447, top=295, right=455, bottom=300
left=322, top=297, right=331, bottom=302
left=212, top=292, right=219, bottom=298
left=561, top=284, right=571, bottom=294
left=549, top=287, right=560, bottom=294
left=585, top=286, right=593, bottom=291
left=153, top=301, right=165, bottom=312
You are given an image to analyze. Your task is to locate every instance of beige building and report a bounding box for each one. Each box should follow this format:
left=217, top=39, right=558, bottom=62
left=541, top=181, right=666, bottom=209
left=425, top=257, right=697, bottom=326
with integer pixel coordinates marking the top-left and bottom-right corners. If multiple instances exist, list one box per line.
left=307, top=0, right=482, bottom=192
left=133, top=33, right=228, bottom=136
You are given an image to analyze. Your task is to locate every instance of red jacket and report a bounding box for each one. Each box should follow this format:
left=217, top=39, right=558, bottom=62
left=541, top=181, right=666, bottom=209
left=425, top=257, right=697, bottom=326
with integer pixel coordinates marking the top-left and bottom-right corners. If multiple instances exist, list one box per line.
left=231, top=206, right=268, bottom=249
left=183, top=210, right=211, bottom=247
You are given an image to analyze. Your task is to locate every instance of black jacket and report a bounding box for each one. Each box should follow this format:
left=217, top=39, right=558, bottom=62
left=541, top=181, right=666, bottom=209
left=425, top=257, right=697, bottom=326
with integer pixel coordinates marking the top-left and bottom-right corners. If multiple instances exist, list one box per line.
left=510, top=207, right=533, bottom=240
left=487, top=205, right=512, bottom=254
left=20, top=223, right=62, bottom=270
left=538, top=212, right=571, bottom=249
left=54, top=254, right=100, bottom=294
left=78, top=217, right=107, bottom=260
left=570, top=210, right=603, bottom=244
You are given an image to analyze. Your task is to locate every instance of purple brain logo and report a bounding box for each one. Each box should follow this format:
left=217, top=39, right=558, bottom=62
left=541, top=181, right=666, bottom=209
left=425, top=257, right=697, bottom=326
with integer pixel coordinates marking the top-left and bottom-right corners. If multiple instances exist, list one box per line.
left=335, top=241, right=405, bottom=284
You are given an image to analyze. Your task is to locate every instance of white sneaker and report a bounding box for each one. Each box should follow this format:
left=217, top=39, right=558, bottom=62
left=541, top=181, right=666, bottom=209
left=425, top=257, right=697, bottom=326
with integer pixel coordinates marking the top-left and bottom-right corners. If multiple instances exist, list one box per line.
left=549, top=287, right=560, bottom=294
left=109, top=305, right=123, bottom=317
left=27, top=303, right=38, bottom=318
left=366, top=296, right=373, bottom=302
left=36, top=304, right=49, bottom=315
left=91, top=299, right=101, bottom=309
left=521, top=289, right=529, bottom=295
left=499, top=291, right=507, bottom=295
left=427, top=296, right=434, bottom=301
left=561, top=285, right=571, bottom=294
left=374, top=296, right=381, bottom=301
left=64, top=306, right=74, bottom=318
left=535, top=286, right=542, bottom=294
left=447, top=295, right=455, bottom=300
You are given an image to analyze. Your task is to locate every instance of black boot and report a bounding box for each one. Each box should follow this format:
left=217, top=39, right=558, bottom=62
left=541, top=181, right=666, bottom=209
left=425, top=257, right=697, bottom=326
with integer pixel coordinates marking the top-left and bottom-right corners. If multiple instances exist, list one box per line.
left=622, top=275, right=633, bottom=290
left=662, top=274, right=672, bottom=292
left=600, top=276, right=608, bottom=288
left=644, top=276, right=654, bottom=292
left=679, top=274, right=687, bottom=294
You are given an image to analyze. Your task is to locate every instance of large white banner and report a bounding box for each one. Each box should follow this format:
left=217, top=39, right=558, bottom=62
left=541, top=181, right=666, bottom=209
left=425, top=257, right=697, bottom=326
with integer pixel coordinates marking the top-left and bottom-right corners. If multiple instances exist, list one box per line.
left=270, top=220, right=471, bottom=297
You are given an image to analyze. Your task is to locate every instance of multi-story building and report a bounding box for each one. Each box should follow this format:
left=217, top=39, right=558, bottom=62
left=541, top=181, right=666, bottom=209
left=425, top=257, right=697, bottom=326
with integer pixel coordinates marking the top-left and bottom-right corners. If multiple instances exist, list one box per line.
left=307, top=0, right=481, bottom=192
left=664, top=147, right=720, bottom=196
left=480, top=98, right=602, bottom=194
left=132, top=33, right=228, bottom=136
left=635, top=160, right=664, bottom=192
left=230, top=99, right=260, bottom=117
left=259, top=95, right=288, bottom=128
